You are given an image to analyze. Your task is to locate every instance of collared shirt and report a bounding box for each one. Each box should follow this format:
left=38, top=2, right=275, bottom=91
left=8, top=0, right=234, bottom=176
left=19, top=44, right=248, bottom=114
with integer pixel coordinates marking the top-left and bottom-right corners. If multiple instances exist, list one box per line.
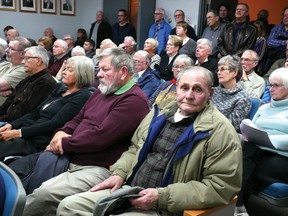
left=240, top=71, right=266, bottom=98
left=202, top=23, right=225, bottom=55
left=114, top=79, right=135, bottom=95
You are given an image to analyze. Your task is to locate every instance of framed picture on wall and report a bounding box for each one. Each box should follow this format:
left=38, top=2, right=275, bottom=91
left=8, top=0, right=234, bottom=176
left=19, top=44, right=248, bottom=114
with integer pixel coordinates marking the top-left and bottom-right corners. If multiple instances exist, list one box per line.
left=60, top=0, right=75, bottom=16
left=19, top=0, right=37, bottom=13
left=40, top=0, right=56, bottom=14
left=0, top=0, right=16, bottom=11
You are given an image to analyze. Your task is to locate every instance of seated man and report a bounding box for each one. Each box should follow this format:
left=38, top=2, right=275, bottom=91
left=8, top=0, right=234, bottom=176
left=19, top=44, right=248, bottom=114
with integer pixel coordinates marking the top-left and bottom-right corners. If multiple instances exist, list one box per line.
left=56, top=66, right=242, bottom=216
left=240, top=50, right=265, bottom=98
left=195, top=38, right=219, bottom=86
left=0, top=46, right=57, bottom=122
left=0, top=37, right=31, bottom=105
left=48, top=39, right=69, bottom=76
left=83, top=39, right=96, bottom=59
left=22, top=47, right=150, bottom=216
left=132, top=50, right=161, bottom=98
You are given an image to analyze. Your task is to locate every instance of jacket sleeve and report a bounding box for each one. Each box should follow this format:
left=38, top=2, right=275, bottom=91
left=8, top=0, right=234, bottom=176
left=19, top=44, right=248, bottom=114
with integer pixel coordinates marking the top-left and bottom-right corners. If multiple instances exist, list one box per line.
left=157, top=121, right=242, bottom=212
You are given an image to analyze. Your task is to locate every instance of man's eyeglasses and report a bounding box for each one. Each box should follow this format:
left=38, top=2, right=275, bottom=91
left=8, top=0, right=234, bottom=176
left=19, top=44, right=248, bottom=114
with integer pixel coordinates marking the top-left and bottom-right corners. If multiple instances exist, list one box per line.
left=23, top=56, right=39, bottom=61
left=174, top=14, right=183, bottom=17
left=133, top=60, right=145, bottom=64
left=6, top=46, right=22, bottom=52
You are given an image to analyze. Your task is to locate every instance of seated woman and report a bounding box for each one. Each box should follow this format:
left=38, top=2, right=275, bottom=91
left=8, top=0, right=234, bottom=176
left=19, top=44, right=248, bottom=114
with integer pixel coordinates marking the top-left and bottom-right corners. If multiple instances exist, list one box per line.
left=149, top=54, right=193, bottom=108
left=158, top=35, right=182, bottom=81
left=212, top=55, right=251, bottom=132
left=0, top=56, right=94, bottom=160
left=235, top=68, right=288, bottom=215
left=143, top=38, right=161, bottom=70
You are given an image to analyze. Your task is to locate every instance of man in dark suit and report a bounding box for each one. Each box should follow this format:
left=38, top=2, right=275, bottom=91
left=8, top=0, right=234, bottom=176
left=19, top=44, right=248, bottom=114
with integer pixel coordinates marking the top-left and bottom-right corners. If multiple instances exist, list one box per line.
left=63, top=0, right=72, bottom=11
left=43, top=0, right=53, bottom=9
left=2, top=0, right=13, bottom=6
left=89, top=10, right=112, bottom=48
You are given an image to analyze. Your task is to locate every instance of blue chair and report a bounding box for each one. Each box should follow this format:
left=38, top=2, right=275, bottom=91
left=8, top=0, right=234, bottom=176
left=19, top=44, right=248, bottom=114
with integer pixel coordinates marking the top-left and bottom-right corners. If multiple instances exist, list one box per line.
left=0, top=161, right=26, bottom=216
left=248, top=98, right=261, bottom=120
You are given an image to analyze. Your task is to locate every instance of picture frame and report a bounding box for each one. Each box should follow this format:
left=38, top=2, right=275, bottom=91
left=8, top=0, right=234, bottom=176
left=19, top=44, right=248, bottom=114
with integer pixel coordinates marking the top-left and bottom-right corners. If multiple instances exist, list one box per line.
left=40, top=0, right=56, bottom=14
left=60, top=0, right=75, bottom=16
left=0, top=0, right=16, bottom=11
left=19, top=0, right=37, bottom=13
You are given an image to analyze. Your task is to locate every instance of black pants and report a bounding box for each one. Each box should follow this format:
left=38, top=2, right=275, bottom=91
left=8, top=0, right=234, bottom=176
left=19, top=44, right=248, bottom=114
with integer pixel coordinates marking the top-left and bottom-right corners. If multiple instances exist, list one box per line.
left=237, top=142, right=288, bottom=206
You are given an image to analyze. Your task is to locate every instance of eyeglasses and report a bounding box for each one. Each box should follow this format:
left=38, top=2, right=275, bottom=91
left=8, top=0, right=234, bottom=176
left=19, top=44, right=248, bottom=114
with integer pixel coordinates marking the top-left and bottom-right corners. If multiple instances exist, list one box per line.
left=173, top=65, right=185, bottom=70
left=118, top=14, right=125, bottom=17
left=133, top=60, right=145, bottom=64
left=174, top=14, right=183, bottom=17
left=166, top=43, right=175, bottom=47
left=270, top=83, right=284, bottom=88
left=154, top=13, right=162, bottom=16
left=6, top=46, right=22, bottom=52
left=241, top=58, right=254, bottom=63
left=218, top=67, right=230, bottom=72
left=23, top=56, right=39, bottom=61
left=64, top=38, right=72, bottom=41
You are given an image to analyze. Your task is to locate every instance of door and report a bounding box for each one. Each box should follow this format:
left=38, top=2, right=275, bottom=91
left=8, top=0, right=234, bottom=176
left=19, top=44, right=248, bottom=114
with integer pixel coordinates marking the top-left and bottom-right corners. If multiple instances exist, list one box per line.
left=136, top=0, right=155, bottom=49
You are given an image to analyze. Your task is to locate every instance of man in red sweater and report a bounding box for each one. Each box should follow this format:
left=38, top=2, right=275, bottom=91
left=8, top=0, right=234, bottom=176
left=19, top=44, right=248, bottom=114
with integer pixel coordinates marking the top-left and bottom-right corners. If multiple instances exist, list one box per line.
left=23, top=47, right=150, bottom=216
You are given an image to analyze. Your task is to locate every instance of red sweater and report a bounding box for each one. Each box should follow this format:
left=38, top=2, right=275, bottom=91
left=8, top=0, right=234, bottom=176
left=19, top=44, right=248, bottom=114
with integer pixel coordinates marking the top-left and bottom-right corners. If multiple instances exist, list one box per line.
left=60, top=84, right=149, bottom=168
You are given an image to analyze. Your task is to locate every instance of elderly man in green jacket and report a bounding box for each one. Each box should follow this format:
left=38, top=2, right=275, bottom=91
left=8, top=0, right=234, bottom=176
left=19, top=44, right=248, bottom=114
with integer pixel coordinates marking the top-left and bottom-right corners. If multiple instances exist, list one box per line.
left=56, top=66, right=242, bottom=216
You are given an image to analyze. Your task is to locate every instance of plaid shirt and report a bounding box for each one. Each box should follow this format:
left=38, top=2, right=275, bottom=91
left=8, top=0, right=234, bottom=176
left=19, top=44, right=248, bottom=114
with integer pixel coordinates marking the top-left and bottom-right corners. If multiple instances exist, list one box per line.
left=267, top=24, right=288, bottom=49
left=130, top=117, right=194, bottom=189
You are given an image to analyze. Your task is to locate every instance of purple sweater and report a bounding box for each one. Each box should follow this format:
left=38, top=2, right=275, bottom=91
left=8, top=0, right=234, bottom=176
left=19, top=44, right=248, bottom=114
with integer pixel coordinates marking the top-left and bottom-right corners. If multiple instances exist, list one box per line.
left=60, top=84, right=149, bottom=168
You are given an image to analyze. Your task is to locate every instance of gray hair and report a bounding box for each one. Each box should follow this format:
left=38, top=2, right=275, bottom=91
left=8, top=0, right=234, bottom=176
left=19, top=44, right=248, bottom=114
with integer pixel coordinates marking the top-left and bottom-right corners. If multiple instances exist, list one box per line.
left=173, top=54, right=194, bottom=67
left=0, top=38, right=7, bottom=58
left=269, top=68, right=288, bottom=89
left=243, top=49, right=259, bottom=62
left=124, top=36, right=137, bottom=46
left=134, top=50, right=151, bottom=64
left=71, top=46, right=85, bottom=56
left=11, top=36, right=31, bottom=51
left=197, top=38, right=212, bottom=53
left=24, top=46, right=49, bottom=67
left=177, top=66, right=214, bottom=89
left=156, top=8, right=165, bottom=15
left=66, top=56, right=95, bottom=88
left=99, top=47, right=134, bottom=76
left=218, top=55, right=242, bottom=82
left=54, top=39, right=68, bottom=50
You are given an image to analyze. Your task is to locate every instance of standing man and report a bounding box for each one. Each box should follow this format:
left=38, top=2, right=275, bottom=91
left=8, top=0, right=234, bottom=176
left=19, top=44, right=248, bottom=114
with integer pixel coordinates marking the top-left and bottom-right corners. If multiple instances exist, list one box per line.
left=217, top=3, right=257, bottom=57
left=112, top=9, right=136, bottom=46
left=0, top=37, right=30, bottom=105
left=0, top=46, right=57, bottom=122
left=201, top=9, right=225, bottom=57
left=22, top=48, right=150, bottom=216
left=170, top=9, right=198, bottom=42
left=55, top=66, right=242, bottom=216
left=148, top=8, right=172, bottom=55
left=132, top=50, right=161, bottom=98
left=89, top=10, right=112, bottom=49
left=240, top=50, right=265, bottom=98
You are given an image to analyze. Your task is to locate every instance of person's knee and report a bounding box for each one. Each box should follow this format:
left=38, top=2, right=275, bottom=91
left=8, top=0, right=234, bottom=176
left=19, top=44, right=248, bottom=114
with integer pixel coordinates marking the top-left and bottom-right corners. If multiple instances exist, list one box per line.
left=57, top=196, right=73, bottom=215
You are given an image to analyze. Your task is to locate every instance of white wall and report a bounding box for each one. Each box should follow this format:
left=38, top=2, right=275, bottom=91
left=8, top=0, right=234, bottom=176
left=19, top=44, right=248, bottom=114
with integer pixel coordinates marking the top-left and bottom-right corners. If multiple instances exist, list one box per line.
left=0, top=0, right=102, bottom=41
left=0, top=0, right=201, bottom=42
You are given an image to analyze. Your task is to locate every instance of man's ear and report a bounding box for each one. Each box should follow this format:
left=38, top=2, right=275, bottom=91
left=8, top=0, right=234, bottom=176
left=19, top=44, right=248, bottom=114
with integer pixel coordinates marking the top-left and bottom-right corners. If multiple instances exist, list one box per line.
left=209, top=87, right=214, bottom=99
left=119, top=66, right=129, bottom=80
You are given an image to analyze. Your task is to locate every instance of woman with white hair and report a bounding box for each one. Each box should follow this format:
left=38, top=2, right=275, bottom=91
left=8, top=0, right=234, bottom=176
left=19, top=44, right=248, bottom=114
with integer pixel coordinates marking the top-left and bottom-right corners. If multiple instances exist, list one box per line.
left=235, top=68, right=288, bottom=215
left=143, top=38, right=160, bottom=70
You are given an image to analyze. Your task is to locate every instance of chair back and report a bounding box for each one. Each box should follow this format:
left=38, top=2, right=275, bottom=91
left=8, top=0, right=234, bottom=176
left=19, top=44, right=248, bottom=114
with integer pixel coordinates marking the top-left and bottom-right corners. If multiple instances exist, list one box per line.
left=248, top=98, right=261, bottom=120
left=0, top=161, right=26, bottom=216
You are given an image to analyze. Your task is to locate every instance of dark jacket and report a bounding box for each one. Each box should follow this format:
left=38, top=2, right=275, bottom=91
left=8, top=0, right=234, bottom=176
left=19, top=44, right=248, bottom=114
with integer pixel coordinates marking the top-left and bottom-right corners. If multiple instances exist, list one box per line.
left=137, top=68, right=161, bottom=98
left=198, top=56, right=219, bottom=86
left=112, top=23, right=136, bottom=45
left=89, top=20, right=112, bottom=48
left=0, top=69, right=57, bottom=122
left=158, top=53, right=179, bottom=81
left=217, top=21, right=257, bottom=56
